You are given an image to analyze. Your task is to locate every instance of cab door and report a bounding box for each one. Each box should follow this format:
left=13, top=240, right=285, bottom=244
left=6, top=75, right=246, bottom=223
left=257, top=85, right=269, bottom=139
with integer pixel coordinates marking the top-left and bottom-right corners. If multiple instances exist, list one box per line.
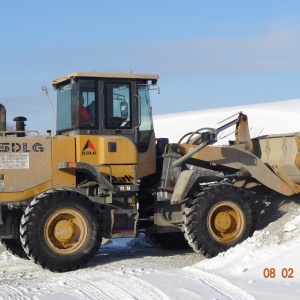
left=102, top=79, right=156, bottom=178
left=102, top=81, right=137, bottom=142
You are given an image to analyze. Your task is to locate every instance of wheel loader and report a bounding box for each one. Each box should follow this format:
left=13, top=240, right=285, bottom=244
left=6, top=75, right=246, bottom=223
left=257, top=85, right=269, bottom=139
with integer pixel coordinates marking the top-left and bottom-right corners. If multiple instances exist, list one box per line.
left=0, top=72, right=299, bottom=272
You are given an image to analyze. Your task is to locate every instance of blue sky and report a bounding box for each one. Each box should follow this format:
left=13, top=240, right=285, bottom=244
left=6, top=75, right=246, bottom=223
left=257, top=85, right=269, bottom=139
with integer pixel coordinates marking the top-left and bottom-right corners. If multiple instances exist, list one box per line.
left=1, top=1, right=300, bottom=133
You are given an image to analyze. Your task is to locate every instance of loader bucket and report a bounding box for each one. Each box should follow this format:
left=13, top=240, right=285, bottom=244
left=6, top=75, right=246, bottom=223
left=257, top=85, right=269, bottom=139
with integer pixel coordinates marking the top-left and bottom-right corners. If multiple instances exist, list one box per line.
left=252, top=133, right=300, bottom=193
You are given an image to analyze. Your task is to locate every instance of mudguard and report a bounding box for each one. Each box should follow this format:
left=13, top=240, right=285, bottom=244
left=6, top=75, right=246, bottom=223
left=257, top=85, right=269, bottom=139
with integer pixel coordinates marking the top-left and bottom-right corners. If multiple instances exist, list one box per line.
left=56, top=161, right=114, bottom=191
left=170, top=169, right=224, bottom=204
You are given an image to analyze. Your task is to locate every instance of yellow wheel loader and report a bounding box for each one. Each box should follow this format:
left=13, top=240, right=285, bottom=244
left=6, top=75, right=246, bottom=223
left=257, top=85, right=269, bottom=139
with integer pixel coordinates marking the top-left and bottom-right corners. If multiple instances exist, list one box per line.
left=0, top=72, right=299, bottom=272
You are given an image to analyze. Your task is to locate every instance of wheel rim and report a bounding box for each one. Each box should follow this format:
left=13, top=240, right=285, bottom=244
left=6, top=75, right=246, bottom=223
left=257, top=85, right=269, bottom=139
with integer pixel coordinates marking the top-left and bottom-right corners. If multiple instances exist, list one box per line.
left=207, top=201, right=244, bottom=243
left=45, top=209, right=87, bottom=254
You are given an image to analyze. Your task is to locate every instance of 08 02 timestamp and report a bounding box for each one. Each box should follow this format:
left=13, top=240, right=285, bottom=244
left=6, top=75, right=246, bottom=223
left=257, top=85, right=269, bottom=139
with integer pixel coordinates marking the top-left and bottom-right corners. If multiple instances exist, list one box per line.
left=263, top=268, right=294, bottom=279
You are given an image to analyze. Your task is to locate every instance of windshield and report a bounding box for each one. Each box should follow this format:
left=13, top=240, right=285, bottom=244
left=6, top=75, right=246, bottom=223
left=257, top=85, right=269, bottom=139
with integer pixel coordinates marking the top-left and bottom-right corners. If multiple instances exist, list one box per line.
left=57, top=79, right=96, bottom=132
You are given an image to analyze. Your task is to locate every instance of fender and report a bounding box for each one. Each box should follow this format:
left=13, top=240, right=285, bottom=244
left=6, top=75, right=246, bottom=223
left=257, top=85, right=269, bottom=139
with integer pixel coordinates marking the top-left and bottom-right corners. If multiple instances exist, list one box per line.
left=56, top=161, right=114, bottom=191
left=170, top=169, right=224, bottom=204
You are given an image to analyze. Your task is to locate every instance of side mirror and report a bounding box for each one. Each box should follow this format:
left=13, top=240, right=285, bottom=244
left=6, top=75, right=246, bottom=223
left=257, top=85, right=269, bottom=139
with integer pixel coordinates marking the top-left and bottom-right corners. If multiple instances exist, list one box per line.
left=120, top=100, right=128, bottom=119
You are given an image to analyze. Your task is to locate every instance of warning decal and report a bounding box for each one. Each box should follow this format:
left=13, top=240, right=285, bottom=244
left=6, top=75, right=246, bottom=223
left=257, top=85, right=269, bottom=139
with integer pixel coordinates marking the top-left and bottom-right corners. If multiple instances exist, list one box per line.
left=0, top=153, right=29, bottom=169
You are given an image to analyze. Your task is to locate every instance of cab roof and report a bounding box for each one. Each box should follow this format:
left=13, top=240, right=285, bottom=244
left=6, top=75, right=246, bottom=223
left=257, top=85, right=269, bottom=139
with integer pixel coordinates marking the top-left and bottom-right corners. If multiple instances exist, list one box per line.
left=52, top=71, right=159, bottom=86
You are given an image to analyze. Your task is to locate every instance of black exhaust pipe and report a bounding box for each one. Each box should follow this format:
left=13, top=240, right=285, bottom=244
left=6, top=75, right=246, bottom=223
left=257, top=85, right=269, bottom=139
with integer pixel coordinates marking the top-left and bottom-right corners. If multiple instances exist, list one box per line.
left=13, top=116, right=27, bottom=137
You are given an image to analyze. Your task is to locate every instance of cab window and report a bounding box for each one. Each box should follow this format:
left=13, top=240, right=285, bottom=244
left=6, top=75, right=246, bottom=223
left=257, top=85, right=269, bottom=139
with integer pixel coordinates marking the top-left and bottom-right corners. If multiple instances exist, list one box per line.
left=56, top=79, right=96, bottom=132
left=72, top=79, right=96, bottom=128
left=104, top=83, right=131, bottom=128
left=137, top=85, right=153, bottom=152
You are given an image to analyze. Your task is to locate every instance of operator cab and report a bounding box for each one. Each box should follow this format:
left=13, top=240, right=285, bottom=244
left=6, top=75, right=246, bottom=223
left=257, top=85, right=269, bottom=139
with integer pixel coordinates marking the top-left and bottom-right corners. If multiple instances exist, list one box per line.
left=52, top=72, right=159, bottom=152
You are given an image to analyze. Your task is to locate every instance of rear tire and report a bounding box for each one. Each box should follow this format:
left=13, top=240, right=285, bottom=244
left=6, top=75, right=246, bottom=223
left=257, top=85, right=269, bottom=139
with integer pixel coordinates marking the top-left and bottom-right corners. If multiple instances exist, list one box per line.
left=20, top=189, right=102, bottom=272
left=183, top=183, right=256, bottom=257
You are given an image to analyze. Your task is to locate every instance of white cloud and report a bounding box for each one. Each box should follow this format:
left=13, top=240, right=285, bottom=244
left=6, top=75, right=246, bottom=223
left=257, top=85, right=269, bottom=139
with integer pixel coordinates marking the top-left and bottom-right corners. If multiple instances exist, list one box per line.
left=87, top=23, right=300, bottom=75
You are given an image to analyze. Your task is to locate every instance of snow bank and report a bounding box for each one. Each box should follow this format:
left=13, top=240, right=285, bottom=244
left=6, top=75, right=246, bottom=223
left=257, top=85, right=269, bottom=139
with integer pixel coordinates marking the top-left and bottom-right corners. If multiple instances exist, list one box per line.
left=153, top=98, right=300, bottom=144
left=182, top=195, right=300, bottom=299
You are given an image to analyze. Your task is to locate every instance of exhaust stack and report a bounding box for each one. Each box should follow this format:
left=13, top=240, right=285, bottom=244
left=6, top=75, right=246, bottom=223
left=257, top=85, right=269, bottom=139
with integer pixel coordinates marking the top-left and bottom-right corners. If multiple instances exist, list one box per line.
left=13, top=116, right=27, bottom=137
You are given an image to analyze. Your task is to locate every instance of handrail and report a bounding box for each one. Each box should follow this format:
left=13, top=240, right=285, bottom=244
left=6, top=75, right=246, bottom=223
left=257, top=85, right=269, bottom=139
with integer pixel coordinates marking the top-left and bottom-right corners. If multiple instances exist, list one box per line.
left=0, top=130, right=40, bottom=137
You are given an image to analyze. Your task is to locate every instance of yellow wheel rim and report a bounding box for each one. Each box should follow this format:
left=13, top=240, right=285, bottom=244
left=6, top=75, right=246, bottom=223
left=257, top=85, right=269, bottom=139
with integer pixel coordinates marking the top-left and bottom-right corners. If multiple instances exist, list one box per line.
left=207, top=201, right=244, bottom=243
left=45, top=209, right=87, bottom=254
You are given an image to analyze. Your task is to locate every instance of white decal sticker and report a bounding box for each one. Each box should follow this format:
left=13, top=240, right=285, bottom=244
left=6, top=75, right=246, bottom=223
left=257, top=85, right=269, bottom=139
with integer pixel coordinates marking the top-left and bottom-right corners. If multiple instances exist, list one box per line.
left=0, top=153, right=29, bottom=169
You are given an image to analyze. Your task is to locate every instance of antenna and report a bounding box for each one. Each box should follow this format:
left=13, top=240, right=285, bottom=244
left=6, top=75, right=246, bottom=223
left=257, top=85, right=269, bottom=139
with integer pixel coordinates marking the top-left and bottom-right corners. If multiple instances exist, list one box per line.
left=42, top=85, right=54, bottom=135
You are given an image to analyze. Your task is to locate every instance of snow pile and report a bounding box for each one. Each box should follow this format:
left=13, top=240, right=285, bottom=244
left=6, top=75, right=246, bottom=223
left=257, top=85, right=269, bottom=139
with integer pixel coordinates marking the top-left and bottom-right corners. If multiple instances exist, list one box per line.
left=153, top=98, right=300, bottom=144
left=284, top=214, right=300, bottom=232
left=182, top=194, right=300, bottom=299
left=189, top=213, right=300, bottom=275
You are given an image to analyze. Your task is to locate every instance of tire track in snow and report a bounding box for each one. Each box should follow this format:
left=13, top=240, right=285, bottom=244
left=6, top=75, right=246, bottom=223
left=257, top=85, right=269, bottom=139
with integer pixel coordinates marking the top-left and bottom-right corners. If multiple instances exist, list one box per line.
left=0, top=269, right=168, bottom=300
left=58, top=277, right=113, bottom=300
left=55, top=273, right=169, bottom=300
left=183, top=268, right=256, bottom=300
left=104, top=275, right=170, bottom=300
left=0, top=284, right=30, bottom=300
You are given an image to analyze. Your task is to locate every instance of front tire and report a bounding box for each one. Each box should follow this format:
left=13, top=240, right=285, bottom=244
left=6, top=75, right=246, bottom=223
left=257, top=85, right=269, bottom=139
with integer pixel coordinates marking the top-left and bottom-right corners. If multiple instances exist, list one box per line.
left=183, top=183, right=256, bottom=257
left=20, top=189, right=102, bottom=272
